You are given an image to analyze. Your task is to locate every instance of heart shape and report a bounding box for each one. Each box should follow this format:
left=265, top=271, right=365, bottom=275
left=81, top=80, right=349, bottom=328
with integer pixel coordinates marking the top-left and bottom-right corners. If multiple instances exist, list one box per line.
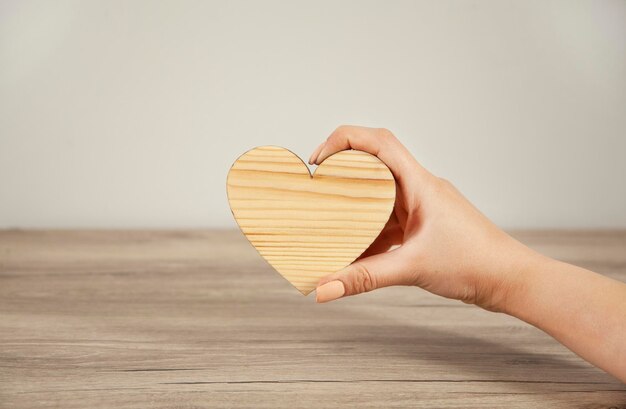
left=227, top=146, right=396, bottom=295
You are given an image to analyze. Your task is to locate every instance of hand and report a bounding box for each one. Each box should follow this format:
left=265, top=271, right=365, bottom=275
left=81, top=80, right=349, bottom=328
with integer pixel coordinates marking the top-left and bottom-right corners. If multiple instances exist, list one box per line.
left=310, top=125, right=538, bottom=311
left=310, top=126, right=626, bottom=382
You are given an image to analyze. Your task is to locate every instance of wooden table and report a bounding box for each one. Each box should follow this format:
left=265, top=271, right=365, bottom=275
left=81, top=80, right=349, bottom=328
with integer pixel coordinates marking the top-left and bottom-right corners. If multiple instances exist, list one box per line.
left=1, top=230, right=625, bottom=408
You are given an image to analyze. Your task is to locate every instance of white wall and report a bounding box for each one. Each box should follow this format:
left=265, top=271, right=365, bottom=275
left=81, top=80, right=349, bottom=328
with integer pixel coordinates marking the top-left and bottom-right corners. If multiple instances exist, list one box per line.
left=1, top=0, right=625, bottom=229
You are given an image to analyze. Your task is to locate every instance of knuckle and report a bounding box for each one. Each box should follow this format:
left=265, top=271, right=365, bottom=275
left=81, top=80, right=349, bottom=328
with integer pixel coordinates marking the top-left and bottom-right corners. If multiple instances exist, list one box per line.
left=437, top=177, right=457, bottom=192
left=333, top=125, right=351, bottom=137
left=351, top=263, right=376, bottom=294
left=377, top=127, right=395, bottom=140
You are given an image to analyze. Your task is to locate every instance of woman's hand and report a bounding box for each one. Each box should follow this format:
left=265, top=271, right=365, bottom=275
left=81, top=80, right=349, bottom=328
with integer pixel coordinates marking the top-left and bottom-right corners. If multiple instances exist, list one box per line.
left=311, top=125, right=541, bottom=311
left=311, top=125, right=626, bottom=383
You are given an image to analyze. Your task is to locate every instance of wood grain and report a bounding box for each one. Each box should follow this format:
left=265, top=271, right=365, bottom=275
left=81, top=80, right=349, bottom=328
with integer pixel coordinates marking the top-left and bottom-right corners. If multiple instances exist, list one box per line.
left=227, top=146, right=396, bottom=295
left=0, top=230, right=625, bottom=408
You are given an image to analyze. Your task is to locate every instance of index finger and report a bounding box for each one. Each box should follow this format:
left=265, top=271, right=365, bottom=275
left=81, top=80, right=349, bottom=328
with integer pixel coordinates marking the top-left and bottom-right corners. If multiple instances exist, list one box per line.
left=314, top=125, right=426, bottom=184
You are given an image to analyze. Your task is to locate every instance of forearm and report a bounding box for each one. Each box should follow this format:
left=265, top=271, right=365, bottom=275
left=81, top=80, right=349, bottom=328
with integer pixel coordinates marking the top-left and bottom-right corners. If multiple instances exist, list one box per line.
left=505, top=254, right=626, bottom=382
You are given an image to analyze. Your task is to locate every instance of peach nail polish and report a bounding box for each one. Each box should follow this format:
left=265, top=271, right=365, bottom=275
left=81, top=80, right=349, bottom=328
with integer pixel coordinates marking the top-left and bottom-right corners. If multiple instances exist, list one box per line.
left=316, top=280, right=345, bottom=303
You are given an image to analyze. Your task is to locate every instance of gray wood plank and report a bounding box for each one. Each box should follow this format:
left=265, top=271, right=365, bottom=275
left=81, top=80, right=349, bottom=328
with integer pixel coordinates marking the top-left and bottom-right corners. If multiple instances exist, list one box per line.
left=0, top=230, right=625, bottom=408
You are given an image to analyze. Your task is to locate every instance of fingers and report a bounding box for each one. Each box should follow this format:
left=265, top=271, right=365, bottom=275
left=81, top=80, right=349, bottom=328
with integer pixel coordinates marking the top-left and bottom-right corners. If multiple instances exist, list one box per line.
left=314, top=125, right=426, bottom=184
left=316, top=247, right=413, bottom=303
left=308, top=142, right=325, bottom=165
left=310, top=126, right=428, bottom=304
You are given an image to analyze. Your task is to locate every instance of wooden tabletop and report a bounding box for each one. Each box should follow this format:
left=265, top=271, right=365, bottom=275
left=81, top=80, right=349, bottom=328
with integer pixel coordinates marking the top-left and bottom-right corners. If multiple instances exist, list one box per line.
left=1, top=230, right=625, bottom=408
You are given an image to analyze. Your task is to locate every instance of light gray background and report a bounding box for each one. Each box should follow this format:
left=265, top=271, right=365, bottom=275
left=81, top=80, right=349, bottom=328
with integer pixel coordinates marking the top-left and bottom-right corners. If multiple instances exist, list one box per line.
left=1, top=0, right=625, bottom=229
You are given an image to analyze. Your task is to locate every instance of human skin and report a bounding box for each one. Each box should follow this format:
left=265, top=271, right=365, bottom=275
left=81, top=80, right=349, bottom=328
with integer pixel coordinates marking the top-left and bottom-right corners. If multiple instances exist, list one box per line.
left=310, top=125, right=626, bottom=383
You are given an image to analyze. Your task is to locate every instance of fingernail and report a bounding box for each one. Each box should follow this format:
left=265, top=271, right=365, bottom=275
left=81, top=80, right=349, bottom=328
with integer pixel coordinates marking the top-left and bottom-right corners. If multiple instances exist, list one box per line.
left=316, top=280, right=345, bottom=303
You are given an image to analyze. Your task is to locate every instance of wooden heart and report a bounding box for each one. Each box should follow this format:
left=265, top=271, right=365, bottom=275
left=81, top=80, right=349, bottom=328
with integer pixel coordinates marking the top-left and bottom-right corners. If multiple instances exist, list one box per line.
left=226, top=146, right=396, bottom=295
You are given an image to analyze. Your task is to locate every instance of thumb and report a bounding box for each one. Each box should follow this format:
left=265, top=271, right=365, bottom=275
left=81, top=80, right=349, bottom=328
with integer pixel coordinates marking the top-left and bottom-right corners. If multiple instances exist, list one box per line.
left=315, top=247, right=411, bottom=303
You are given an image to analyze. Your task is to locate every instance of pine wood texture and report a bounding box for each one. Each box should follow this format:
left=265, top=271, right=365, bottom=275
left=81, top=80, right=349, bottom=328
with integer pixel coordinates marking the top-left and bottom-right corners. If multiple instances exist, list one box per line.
left=227, top=146, right=396, bottom=295
left=0, top=230, right=625, bottom=409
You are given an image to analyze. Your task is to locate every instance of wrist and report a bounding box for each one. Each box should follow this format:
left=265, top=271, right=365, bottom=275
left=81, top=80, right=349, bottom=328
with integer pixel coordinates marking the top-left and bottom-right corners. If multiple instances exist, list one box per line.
left=496, top=247, right=551, bottom=318
left=485, top=241, right=548, bottom=316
